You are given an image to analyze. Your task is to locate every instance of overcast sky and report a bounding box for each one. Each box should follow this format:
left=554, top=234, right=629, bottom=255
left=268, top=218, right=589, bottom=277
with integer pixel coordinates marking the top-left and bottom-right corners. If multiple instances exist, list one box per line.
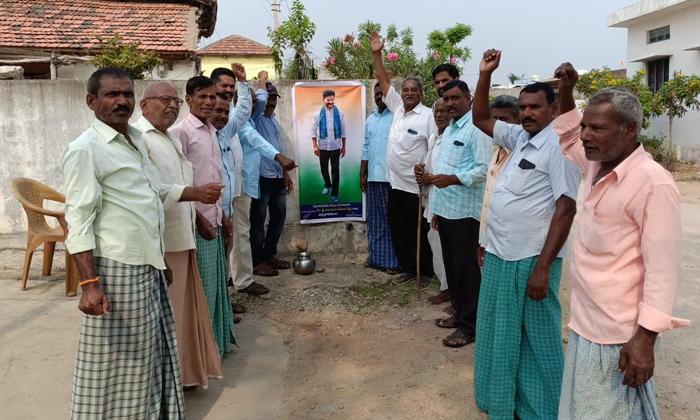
left=205, top=0, right=636, bottom=87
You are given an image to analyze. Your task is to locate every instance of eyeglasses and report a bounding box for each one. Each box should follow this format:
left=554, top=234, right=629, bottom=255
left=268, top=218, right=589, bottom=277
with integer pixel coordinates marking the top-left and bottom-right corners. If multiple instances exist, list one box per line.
left=143, top=96, right=184, bottom=106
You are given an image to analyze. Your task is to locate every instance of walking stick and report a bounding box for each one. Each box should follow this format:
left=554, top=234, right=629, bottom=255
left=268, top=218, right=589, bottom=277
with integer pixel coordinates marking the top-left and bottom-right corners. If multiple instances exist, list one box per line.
left=416, top=185, right=423, bottom=299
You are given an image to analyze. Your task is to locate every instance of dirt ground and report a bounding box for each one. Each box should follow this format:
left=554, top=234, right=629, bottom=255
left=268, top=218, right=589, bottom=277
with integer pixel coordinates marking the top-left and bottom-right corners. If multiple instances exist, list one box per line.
left=1, top=182, right=699, bottom=420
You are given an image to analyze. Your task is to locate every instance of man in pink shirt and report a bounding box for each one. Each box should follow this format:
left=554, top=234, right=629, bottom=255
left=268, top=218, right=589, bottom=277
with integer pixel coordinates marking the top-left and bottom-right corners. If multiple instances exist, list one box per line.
left=553, top=63, right=691, bottom=419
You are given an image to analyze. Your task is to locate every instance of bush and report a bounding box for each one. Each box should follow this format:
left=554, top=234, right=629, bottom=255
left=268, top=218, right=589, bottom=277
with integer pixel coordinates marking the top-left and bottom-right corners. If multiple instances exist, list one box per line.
left=639, top=134, right=672, bottom=165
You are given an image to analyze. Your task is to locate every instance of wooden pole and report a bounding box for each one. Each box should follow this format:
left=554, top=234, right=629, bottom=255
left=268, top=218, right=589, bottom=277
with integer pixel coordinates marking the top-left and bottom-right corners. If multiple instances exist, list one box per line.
left=416, top=186, right=423, bottom=299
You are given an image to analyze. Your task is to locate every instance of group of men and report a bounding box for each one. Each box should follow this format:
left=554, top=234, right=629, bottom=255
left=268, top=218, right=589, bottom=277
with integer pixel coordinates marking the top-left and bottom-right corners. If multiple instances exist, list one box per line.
left=360, top=31, right=689, bottom=419
left=61, top=63, right=297, bottom=418
left=57, top=28, right=690, bottom=418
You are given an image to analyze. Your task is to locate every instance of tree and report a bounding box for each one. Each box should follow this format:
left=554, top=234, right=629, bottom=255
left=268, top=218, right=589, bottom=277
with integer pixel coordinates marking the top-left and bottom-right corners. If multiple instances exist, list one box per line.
left=653, top=72, right=700, bottom=161
left=89, top=33, right=162, bottom=80
left=268, top=0, right=317, bottom=79
left=427, top=23, right=472, bottom=62
left=507, top=73, right=525, bottom=84
left=576, top=67, right=656, bottom=129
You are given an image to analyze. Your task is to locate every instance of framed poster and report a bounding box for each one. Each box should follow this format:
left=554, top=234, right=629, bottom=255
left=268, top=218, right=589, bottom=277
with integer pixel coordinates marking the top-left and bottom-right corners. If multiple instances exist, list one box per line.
left=292, top=81, right=366, bottom=224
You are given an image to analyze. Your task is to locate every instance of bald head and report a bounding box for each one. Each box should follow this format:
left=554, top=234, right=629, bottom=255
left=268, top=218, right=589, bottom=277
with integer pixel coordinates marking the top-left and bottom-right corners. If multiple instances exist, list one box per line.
left=140, top=82, right=181, bottom=133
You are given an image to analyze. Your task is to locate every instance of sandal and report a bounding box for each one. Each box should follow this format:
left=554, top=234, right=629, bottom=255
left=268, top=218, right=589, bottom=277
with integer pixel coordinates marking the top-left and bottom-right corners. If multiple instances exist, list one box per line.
left=267, top=257, right=291, bottom=270
left=232, top=303, right=247, bottom=314
left=392, top=273, right=415, bottom=285
left=384, top=269, right=401, bottom=275
left=416, top=275, right=433, bottom=290
left=253, top=262, right=278, bottom=277
left=363, top=261, right=371, bottom=268
left=239, top=281, right=270, bottom=296
left=234, top=315, right=241, bottom=324
left=434, top=317, right=457, bottom=329
left=442, top=330, right=475, bottom=348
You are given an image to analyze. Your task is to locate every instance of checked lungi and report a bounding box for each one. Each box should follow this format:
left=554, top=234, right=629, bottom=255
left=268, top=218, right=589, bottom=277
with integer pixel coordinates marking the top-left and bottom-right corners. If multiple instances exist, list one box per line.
left=366, top=182, right=399, bottom=270
left=474, top=253, right=564, bottom=420
left=559, top=331, right=660, bottom=420
left=71, top=257, right=185, bottom=420
left=196, top=227, right=236, bottom=358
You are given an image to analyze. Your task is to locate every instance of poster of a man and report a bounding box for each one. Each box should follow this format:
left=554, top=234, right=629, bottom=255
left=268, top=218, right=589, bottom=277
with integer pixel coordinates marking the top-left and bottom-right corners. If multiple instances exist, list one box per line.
left=293, top=81, right=365, bottom=224
left=311, top=89, right=347, bottom=204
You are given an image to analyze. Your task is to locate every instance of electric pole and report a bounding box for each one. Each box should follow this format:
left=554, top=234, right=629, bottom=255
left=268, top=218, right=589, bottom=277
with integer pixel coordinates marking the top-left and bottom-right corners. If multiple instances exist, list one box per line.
left=271, top=1, right=280, bottom=31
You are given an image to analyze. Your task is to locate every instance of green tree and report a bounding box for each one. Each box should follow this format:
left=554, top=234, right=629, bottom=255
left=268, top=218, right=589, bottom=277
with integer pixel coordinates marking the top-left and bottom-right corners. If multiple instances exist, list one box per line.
left=427, top=23, right=472, bottom=62
left=268, top=0, right=317, bottom=79
left=89, top=33, right=162, bottom=80
left=507, top=73, right=525, bottom=84
left=576, top=67, right=656, bottom=129
left=654, top=72, right=700, bottom=161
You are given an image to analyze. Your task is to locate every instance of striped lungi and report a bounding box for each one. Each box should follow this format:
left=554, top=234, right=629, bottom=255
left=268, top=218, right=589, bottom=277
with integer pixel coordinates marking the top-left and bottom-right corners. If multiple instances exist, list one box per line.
left=559, top=330, right=660, bottom=420
left=366, top=182, right=400, bottom=270
left=474, top=253, right=564, bottom=420
left=196, top=227, right=236, bottom=358
left=71, top=257, right=185, bottom=420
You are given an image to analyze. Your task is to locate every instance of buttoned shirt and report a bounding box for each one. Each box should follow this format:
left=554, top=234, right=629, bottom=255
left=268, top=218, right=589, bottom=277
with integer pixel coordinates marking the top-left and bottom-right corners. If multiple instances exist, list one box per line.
left=481, top=120, right=582, bottom=261
left=431, top=111, right=491, bottom=221
left=383, top=86, right=438, bottom=194
left=239, top=89, right=280, bottom=198
left=479, top=146, right=512, bottom=242
left=254, top=106, right=284, bottom=179
left=362, top=107, right=394, bottom=183
left=214, top=85, right=252, bottom=217
left=135, top=116, right=196, bottom=253
left=422, top=131, right=442, bottom=221
left=61, top=119, right=178, bottom=269
left=554, top=109, right=690, bottom=344
left=312, top=106, right=346, bottom=151
left=171, top=114, right=222, bottom=227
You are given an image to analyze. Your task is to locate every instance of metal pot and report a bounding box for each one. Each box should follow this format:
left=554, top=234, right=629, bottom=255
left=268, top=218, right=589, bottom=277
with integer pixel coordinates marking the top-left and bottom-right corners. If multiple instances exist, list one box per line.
left=293, top=251, right=316, bottom=275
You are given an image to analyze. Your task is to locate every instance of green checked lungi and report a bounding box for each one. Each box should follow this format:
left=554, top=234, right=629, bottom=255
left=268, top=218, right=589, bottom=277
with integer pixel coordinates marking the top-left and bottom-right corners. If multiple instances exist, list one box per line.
left=71, top=257, right=185, bottom=420
left=474, top=253, right=564, bottom=420
left=196, top=227, right=236, bottom=358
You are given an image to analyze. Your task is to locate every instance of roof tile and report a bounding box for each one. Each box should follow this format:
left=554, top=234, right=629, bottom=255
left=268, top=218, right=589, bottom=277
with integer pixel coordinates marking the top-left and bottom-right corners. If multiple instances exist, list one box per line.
left=0, top=0, right=196, bottom=53
left=199, top=34, right=271, bottom=56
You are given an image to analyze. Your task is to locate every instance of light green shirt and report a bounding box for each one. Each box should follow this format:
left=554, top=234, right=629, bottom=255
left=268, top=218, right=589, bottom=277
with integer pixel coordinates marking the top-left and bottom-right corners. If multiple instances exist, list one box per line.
left=60, top=119, right=184, bottom=269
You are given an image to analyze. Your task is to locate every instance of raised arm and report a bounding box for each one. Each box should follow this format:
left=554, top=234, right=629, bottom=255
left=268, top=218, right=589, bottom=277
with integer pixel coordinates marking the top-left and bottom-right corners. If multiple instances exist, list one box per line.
left=252, top=71, right=269, bottom=122
left=555, top=62, right=578, bottom=115
left=473, top=49, right=502, bottom=138
left=220, top=63, right=252, bottom=139
left=553, top=63, right=588, bottom=171
left=369, top=31, right=390, bottom=96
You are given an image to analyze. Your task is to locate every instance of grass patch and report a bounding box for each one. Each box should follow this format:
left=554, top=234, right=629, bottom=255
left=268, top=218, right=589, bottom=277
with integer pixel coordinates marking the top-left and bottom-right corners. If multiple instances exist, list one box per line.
left=350, top=278, right=442, bottom=308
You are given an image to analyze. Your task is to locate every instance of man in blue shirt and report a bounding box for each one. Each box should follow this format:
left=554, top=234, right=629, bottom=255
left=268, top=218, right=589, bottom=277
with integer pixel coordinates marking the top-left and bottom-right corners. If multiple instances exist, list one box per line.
left=360, top=83, right=399, bottom=273
left=311, top=89, right=346, bottom=204
left=251, top=82, right=294, bottom=276
left=427, top=80, right=491, bottom=348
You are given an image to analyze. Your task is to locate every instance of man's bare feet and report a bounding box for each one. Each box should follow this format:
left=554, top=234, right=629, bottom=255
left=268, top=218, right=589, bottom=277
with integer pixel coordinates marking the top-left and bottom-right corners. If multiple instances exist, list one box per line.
left=443, top=305, right=456, bottom=315
left=428, top=289, right=450, bottom=305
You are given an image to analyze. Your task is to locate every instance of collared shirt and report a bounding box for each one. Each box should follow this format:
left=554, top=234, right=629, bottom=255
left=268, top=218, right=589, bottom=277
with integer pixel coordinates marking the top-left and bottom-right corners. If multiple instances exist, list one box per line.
left=61, top=119, right=178, bottom=269
left=482, top=120, right=582, bottom=261
left=362, top=107, right=394, bottom=182
left=239, top=89, right=279, bottom=198
left=216, top=84, right=252, bottom=217
left=171, top=114, right=222, bottom=227
left=254, top=106, right=284, bottom=179
left=431, top=111, right=491, bottom=221
left=479, top=146, right=512, bottom=242
left=383, top=86, right=438, bottom=194
left=422, top=131, right=442, bottom=220
left=135, top=116, right=196, bottom=253
left=312, top=106, right=346, bottom=151
left=554, top=109, right=690, bottom=344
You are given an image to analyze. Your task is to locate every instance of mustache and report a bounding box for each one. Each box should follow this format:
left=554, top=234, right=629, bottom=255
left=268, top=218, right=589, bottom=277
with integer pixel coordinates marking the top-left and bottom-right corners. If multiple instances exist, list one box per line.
left=522, top=117, right=536, bottom=124
left=113, top=105, right=131, bottom=113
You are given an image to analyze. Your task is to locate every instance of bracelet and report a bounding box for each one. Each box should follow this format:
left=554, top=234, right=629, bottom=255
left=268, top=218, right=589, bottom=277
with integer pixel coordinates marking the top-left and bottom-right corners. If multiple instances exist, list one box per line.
left=80, top=277, right=100, bottom=287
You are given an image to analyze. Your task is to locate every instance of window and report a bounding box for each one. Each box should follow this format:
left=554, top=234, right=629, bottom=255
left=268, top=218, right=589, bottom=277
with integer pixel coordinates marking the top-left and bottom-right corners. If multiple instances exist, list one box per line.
left=648, top=26, right=670, bottom=44
left=648, top=57, right=670, bottom=94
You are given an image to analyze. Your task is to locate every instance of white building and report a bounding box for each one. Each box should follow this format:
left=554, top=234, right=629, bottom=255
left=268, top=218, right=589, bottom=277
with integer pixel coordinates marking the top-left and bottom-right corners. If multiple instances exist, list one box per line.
left=609, top=0, right=700, bottom=161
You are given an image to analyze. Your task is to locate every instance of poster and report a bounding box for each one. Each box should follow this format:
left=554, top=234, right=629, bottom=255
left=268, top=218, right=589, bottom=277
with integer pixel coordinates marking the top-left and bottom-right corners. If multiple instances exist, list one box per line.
left=292, top=81, right=366, bottom=224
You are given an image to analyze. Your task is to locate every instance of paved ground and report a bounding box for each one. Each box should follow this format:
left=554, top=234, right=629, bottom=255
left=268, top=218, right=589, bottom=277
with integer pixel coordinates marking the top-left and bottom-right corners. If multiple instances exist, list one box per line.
left=1, top=181, right=699, bottom=419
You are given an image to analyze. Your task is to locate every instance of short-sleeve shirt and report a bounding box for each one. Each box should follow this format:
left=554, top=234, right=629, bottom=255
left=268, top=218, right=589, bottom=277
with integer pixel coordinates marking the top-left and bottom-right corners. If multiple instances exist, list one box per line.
left=362, top=107, right=394, bottom=183
left=481, top=120, right=582, bottom=261
left=383, top=86, right=437, bottom=194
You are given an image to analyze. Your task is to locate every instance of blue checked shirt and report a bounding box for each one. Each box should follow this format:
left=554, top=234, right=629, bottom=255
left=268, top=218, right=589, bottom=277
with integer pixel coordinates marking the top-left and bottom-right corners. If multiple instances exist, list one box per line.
left=254, top=100, right=284, bottom=179
left=431, top=111, right=491, bottom=221
left=217, top=83, right=252, bottom=217
left=482, top=120, right=582, bottom=261
left=362, top=107, right=394, bottom=182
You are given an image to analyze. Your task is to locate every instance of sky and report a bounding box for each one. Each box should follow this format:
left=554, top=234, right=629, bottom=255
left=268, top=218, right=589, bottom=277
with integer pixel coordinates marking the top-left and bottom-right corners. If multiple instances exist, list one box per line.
left=204, top=0, right=637, bottom=88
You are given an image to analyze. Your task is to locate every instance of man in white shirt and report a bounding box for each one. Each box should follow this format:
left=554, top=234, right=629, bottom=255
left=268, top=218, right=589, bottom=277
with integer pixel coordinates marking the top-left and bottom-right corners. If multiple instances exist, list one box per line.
left=136, top=81, right=222, bottom=389
left=311, top=89, right=347, bottom=204
left=370, top=31, right=438, bottom=288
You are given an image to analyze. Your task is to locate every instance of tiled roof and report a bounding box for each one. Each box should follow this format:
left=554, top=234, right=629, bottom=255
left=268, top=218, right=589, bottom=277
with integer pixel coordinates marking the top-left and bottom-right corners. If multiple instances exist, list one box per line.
left=199, top=34, right=271, bottom=56
left=0, top=0, right=197, bottom=53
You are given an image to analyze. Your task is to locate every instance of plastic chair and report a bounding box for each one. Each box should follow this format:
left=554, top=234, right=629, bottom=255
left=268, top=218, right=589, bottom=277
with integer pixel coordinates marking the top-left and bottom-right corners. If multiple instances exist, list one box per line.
left=10, top=178, right=78, bottom=297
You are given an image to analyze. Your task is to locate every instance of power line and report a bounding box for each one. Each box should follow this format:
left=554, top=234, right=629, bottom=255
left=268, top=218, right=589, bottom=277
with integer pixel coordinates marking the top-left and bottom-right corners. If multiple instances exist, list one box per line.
left=18, top=0, right=71, bottom=40
left=257, top=0, right=273, bottom=18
